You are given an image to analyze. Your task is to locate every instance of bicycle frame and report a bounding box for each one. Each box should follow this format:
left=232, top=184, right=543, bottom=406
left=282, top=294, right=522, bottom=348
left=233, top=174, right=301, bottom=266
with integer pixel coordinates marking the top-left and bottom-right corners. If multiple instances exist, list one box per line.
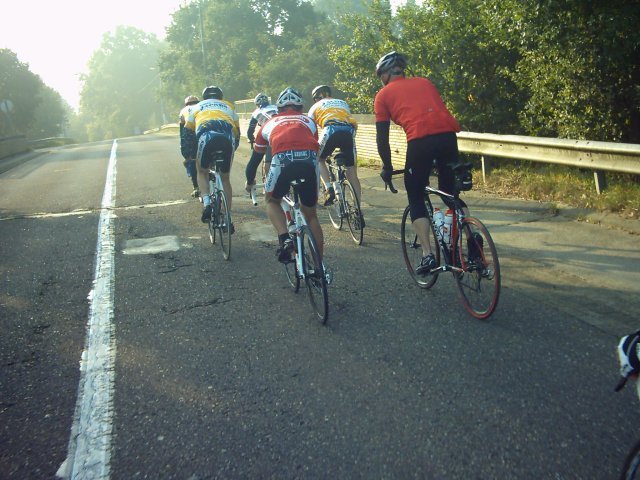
left=280, top=185, right=308, bottom=281
left=422, top=186, right=466, bottom=275
left=250, top=180, right=308, bottom=280
left=208, top=162, right=224, bottom=200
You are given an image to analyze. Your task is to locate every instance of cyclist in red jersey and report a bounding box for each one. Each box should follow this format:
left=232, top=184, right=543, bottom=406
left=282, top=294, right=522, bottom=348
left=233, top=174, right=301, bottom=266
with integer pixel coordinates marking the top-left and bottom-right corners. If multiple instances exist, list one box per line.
left=374, top=51, right=462, bottom=276
left=247, top=87, right=324, bottom=263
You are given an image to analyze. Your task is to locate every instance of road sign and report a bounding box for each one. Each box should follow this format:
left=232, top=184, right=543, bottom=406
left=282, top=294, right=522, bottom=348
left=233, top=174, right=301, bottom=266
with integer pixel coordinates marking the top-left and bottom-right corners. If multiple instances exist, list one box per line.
left=0, top=99, right=14, bottom=113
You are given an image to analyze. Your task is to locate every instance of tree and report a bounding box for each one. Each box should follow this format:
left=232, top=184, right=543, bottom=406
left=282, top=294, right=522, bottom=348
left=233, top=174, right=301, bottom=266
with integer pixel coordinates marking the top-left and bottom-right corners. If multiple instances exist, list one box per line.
left=394, top=0, right=523, bottom=133
left=483, top=0, right=640, bottom=142
left=30, top=85, right=69, bottom=139
left=329, top=0, right=396, bottom=113
left=0, top=49, right=43, bottom=136
left=311, top=0, right=370, bottom=21
left=160, top=0, right=334, bottom=111
left=79, top=26, right=163, bottom=141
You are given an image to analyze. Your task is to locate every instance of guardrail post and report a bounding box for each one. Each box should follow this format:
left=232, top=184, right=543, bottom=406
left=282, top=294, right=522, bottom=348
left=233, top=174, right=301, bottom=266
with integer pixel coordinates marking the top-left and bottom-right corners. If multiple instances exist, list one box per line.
left=594, top=170, right=607, bottom=195
left=481, top=155, right=489, bottom=183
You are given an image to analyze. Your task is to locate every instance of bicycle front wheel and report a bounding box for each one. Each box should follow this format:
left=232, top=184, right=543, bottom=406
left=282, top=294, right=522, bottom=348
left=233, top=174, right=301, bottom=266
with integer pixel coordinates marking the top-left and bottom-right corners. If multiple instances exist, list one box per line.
left=217, top=191, right=232, bottom=260
left=344, top=181, right=364, bottom=245
left=401, top=205, right=440, bottom=289
left=284, top=236, right=300, bottom=292
left=300, top=226, right=328, bottom=324
left=621, top=439, right=640, bottom=480
left=326, top=183, right=343, bottom=230
left=455, top=216, right=500, bottom=319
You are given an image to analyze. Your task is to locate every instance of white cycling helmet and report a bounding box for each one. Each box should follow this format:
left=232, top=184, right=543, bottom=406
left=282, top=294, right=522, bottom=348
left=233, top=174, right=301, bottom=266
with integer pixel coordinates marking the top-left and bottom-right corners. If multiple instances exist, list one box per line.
left=276, top=87, right=304, bottom=108
left=375, top=51, right=407, bottom=76
left=254, top=93, right=269, bottom=107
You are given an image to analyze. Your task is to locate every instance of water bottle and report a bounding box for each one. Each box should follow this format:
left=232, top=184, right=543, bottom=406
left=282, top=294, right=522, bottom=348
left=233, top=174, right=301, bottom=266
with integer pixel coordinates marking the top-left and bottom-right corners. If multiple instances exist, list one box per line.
left=433, top=208, right=445, bottom=241
left=443, top=209, right=453, bottom=246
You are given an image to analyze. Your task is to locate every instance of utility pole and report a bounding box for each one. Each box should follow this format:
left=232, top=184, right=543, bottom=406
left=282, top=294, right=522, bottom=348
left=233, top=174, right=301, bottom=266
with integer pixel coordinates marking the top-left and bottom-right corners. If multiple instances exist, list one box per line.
left=197, top=0, right=207, bottom=83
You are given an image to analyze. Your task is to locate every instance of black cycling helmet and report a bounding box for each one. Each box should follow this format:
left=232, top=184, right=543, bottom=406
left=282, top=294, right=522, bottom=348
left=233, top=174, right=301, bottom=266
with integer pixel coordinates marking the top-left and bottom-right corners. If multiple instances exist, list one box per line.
left=202, top=85, right=223, bottom=100
left=312, top=85, right=331, bottom=101
left=375, top=51, right=407, bottom=76
left=276, top=87, right=304, bottom=109
left=184, top=95, right=199, bottom=106
left=254, top=93, right=269, bottom=107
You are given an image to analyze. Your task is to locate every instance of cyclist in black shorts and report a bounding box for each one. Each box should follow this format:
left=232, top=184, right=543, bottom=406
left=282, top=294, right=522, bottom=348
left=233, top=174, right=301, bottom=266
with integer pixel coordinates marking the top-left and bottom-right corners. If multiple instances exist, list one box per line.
left=308, top=85, right=361, bottom=217
left=247, top=87, right=324, bottom=263
left=374, top=51, right=462, bottom=276
left=184, top=86, right=240, bottom=225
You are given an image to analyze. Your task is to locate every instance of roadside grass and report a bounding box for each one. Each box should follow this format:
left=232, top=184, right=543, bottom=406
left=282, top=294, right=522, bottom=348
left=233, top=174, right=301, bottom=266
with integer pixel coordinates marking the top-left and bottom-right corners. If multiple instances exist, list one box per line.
left=473, top=163, right=640, bottom=219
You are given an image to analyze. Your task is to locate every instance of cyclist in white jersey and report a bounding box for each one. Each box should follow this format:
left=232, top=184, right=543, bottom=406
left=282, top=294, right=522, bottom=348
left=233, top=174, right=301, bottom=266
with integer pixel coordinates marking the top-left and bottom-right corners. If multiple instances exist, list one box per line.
left=245, top=93, right=278, bottom=188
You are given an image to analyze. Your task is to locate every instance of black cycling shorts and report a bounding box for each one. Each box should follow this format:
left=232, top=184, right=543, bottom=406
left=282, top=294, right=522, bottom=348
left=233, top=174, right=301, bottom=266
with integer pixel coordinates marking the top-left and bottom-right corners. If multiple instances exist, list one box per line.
left=268, top=151, right=318, bottom=208
left=197, top=131, right=233, bottom=173
left=404, top=131, right=458, bottom=222
left=318, top=125, right=356, bottom=167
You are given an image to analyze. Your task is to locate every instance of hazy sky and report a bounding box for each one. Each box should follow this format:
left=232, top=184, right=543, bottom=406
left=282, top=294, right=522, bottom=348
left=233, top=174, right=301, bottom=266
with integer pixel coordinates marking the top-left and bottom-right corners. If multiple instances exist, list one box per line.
left=1, top=0, right=407, bottom=112
left=0, top=0, right=185, bottom=110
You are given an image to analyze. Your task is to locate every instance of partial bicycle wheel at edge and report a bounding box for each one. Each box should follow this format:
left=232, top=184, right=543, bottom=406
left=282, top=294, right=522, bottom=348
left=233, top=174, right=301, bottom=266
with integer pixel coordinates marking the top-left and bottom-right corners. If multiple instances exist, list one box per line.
left=401, top=205, right=440, bottom=289
left=456, top=216, right=500, bottom=319
left=284, top=236, right=301, bottom=292
left=326, top=183, right=343, bottom=230
left=217, top=191, right=232, bottom=260
left=621, top=438, right=640, bottom=480
left=300, top=226, right=328, bottom=324
left=344, top=181, right=364, bottom=245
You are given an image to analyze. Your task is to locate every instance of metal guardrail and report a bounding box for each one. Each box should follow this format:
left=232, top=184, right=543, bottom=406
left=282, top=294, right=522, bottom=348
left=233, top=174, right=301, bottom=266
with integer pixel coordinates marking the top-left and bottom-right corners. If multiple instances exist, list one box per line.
left=239, top=102, right=640, bottom=193
left=456, top=132, right=640, bottom=193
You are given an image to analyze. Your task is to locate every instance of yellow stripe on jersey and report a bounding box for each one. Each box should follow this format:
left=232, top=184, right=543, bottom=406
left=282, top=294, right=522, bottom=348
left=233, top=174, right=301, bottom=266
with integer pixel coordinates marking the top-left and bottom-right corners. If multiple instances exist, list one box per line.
left=185, top=99, right=240, bottom=137
left=308, top=98, right=357, bottom=129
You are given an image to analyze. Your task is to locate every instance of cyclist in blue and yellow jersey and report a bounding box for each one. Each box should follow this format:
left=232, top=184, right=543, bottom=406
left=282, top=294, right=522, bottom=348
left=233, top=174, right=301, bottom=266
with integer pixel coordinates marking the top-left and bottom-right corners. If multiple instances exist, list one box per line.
left=184, top=85, right=240, bottom=227
left=374, top=51, right=461, bottom=276
left=245, top=93, right=278, bottom=185
left=248, top=87, right=324, bottom=264
left=179, top=94, right=200, bottom=198
left=307, top=85, right=361, bottom=216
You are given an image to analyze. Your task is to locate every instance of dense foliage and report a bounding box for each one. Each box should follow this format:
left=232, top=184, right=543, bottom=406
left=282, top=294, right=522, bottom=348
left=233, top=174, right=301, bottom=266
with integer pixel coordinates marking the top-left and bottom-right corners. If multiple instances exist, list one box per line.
left=6, top=0, right=637, bottom=143
left=78, top=26, right=164, bottom=141
left=156, top=0, right=638, bottom=142
left=0, top=49, right=69, bottom=139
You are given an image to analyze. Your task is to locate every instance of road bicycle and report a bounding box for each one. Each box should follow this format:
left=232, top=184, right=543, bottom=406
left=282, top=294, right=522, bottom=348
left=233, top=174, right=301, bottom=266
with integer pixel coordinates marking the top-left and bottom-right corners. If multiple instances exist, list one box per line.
left=251, top=179, right=329, bottom=324
left=385, top=163, right=500, bottom=319
left=207, top=154, right=232, bottom=260
left=323, top=152, right=364, bottom=245
left=615, top=356, right=640, bottom=480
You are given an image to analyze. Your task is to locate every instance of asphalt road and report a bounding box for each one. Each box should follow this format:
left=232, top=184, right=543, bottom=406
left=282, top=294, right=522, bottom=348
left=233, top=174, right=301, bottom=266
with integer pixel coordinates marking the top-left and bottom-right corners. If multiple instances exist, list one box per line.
left=1, top=134, right=640, bottom=479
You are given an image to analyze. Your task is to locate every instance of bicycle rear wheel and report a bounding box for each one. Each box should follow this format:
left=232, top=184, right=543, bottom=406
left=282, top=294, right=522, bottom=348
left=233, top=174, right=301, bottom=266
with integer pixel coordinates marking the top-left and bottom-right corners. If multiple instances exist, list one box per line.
left=455, top=217, right=500, bottom=319
left=208, top=196, right=217, bottom=246
left=401, top=205, right=440, bottom=289
left=217, top=191, right=231, bottom=260
left=326, top=183, right=343, bottom=230
left=622, top=439, right=640, bottom=480
left=344, top=181, right=364, bottom=245
left=300, top=226, right=328, bottom=324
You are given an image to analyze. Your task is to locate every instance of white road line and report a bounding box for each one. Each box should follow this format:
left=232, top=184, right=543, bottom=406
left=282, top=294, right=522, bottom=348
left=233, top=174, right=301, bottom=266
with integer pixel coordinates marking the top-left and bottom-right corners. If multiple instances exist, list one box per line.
left=57, top=140, right=118, bottom=480
left=0, top=199, right=191, bottom=222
